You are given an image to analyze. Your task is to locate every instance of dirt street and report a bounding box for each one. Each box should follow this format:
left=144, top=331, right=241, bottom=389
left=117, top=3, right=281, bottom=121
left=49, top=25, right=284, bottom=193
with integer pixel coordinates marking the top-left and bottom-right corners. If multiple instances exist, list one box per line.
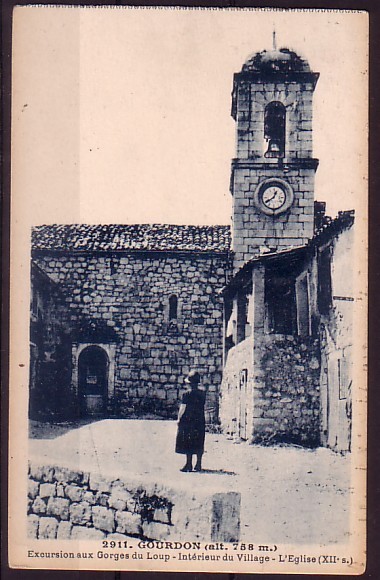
left=29, top=419, right=351, bottom=544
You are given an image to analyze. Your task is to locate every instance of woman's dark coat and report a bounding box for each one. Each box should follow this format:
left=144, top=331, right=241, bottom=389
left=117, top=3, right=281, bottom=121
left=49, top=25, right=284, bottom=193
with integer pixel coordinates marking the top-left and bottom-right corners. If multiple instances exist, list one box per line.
left=175, top=388, right=206, bottom=454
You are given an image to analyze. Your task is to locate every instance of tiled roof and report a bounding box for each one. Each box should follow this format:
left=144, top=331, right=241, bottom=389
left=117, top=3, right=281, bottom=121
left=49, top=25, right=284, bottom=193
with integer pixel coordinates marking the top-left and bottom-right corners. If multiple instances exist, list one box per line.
left=313, top=210, right=354, bottom=242
left=31, top=224, right=232, bottom=253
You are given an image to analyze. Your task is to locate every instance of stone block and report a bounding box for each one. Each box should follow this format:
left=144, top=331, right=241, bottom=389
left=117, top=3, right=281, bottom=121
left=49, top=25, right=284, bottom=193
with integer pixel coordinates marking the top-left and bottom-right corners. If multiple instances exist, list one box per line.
left=40, top=483, right=56, bottom=498
left=65, top=484, right=84, bottom=502
left=266, top=408, right=282, bottom=418
left=70, top=502, right=92, bottom=525
left=71, top=526, right=105, bottom=540
left=166, top=390, right=179, bottom=403
left=29, top=463, right=54, bottom=483
left=142, top=520, right=172, bottom=541
left=38, top=517, right=59, bottom=539
left=153, top=507, right=171, bottom=525
left=253, top=417, right=274, bottom=429
left=46, top=497, right=70, bottom=520
left=83, top=491, right=96, bottom=505
left=28, top=480, right=40, bottom=499
left=96, top=492, right=110, bottom=506
left=57, top=521, right=73, bottom=540
left=120, top=368, right=132, bottom=380
left=300, top=214, right=314, bottom=223
left=92, top=506, right=115, bottom=533
left=27, top=514, right=40, bottom=539
left=109, top=487, right=134, bottom=512
left=32, top=497, right=47, bottom=515
left=283, top=229, right=305, bottom=239
left=53, top=466, right=86, bottom=485
left=115, top=511, right=142, bottom=536
left=89, top=474, right=111, bottom=493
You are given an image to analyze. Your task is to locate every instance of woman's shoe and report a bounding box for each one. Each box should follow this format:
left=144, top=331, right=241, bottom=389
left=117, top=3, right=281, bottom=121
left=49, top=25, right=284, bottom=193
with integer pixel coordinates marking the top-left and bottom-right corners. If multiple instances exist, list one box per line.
left=193, top=465, right=202, bottom=472
left=180, top=466, right=192, bottom=472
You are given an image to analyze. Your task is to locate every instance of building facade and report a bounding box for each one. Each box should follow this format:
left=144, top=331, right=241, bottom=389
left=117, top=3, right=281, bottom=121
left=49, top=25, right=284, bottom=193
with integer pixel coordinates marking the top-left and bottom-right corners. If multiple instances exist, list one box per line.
left=29, top=262, right=73, bottom=420
left=219, top=47, right=354, bottom=451
left=219, top=210, right=354, bottom=449
left=31, top=225, right=231, bottom=422
left=30, top=46, right=354, bottom=452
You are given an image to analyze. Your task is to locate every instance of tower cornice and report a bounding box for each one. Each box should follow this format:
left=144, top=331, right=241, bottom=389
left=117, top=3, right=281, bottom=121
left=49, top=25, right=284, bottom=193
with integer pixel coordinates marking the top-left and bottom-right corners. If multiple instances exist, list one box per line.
left=234, top=71, right=319, bottom=84
left=231, top=71, right=319, bottom=120
left=231, top=158, right=319, bottom=171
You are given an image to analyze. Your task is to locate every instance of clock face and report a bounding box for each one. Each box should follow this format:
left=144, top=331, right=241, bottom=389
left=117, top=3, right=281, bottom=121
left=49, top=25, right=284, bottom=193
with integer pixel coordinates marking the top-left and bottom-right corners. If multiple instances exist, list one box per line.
left=262, top=185, right=286, bottom=210
left=254, top=178, right=294, bottom=216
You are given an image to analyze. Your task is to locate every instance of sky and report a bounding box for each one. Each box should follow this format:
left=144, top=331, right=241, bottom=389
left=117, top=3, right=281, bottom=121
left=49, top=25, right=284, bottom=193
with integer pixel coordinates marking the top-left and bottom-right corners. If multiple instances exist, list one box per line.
left=12, top=7, right=368, bottom=226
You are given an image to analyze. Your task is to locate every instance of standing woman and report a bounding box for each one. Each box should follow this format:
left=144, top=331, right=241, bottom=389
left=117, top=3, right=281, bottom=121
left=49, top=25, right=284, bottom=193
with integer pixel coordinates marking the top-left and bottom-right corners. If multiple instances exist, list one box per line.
left=175, top=370, right=206, bottom=472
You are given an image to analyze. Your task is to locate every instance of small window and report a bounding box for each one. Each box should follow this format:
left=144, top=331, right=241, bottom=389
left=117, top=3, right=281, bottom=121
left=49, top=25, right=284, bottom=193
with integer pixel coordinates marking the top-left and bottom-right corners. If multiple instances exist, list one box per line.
left=239, top=368, right=248, bottom=391
left=266, top=274, right=297, bottom=335
left=236, top=291, right=248, bottom=344
left=318, top=248, right=332, bottom=315
left=169, top=295, right=178, bottom=321
left=296, top=274, right=310, bottom=336
left=264, top=101, right=286, bottom=158
left=225, top=298, right=236, bottom=353
left=31, top=289, right=39, bottom=317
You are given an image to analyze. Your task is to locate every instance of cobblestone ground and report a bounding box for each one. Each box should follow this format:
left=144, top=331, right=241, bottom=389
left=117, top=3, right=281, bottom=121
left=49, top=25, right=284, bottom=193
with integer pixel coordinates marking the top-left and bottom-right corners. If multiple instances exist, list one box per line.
left=30, top=419, right=351, bottom=544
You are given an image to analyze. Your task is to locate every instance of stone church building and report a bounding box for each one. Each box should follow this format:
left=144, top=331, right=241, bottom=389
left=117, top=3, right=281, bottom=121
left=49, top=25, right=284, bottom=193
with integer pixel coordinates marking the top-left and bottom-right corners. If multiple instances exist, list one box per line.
left=30, top=46, right=354, bottom=453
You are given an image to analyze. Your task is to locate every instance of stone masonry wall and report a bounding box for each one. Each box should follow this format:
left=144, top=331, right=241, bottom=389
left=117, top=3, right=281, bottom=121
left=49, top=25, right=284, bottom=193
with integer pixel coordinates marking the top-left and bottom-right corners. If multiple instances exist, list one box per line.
left=232, top=77, right=316, bottom=269
left=253, top=335, right=321, bottom=446
left=236, top=81, right=314, bottom=160
left=232, top=165, right=315, bottom=269
left=33, top=251, right=229, bottom=421
left=220, top=334, right=321, bottom=446
left=27, top=462, right=240, bottom=542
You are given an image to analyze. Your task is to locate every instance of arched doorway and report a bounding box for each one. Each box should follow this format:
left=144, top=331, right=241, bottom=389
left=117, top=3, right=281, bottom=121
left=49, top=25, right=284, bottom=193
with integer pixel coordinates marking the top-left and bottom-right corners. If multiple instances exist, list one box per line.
left=78, top=345, right=109, bottom=417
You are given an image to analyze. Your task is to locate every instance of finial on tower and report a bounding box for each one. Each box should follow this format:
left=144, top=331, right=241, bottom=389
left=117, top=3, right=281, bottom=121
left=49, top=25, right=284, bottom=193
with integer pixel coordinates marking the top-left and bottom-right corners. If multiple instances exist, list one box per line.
left=272, top=28, right=277, bottom=50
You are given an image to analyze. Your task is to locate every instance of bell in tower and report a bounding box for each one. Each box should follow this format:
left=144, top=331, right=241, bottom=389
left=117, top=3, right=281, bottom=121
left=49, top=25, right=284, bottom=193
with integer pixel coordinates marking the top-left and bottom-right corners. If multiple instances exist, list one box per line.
left=264, top=101, right=286, bottom=158
left=230, top=46, right=319, bottom=271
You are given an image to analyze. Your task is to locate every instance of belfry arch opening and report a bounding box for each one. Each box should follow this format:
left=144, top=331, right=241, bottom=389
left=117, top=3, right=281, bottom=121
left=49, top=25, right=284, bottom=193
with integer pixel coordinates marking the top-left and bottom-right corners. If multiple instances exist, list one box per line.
left=264, top=101, right=286, bottom=158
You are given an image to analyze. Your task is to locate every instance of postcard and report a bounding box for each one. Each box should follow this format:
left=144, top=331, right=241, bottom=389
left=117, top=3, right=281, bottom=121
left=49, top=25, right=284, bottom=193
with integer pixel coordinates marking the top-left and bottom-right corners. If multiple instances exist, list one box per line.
left=8, top=6, right=368, bottom=574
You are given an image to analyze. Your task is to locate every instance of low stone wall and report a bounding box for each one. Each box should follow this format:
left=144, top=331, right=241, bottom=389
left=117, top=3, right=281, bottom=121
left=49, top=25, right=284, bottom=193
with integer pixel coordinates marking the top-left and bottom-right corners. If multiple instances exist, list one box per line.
left=28, top=462, right=240, bottom=542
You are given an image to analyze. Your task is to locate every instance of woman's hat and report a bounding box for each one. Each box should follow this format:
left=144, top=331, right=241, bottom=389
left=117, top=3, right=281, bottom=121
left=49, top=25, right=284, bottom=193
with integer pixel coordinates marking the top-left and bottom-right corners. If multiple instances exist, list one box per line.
left=185, top=370, right=200, bottom=385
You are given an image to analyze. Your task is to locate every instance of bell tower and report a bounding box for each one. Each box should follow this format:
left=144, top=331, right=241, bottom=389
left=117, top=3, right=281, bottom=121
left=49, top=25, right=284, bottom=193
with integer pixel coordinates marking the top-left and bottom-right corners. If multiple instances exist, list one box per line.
left=230, top=47, right=319, bottom=270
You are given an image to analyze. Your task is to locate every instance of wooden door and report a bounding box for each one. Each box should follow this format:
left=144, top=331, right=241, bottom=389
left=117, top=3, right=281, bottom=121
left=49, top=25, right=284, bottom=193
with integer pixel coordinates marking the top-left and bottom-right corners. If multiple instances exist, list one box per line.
left=78, top=346, right=108, bottom=417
